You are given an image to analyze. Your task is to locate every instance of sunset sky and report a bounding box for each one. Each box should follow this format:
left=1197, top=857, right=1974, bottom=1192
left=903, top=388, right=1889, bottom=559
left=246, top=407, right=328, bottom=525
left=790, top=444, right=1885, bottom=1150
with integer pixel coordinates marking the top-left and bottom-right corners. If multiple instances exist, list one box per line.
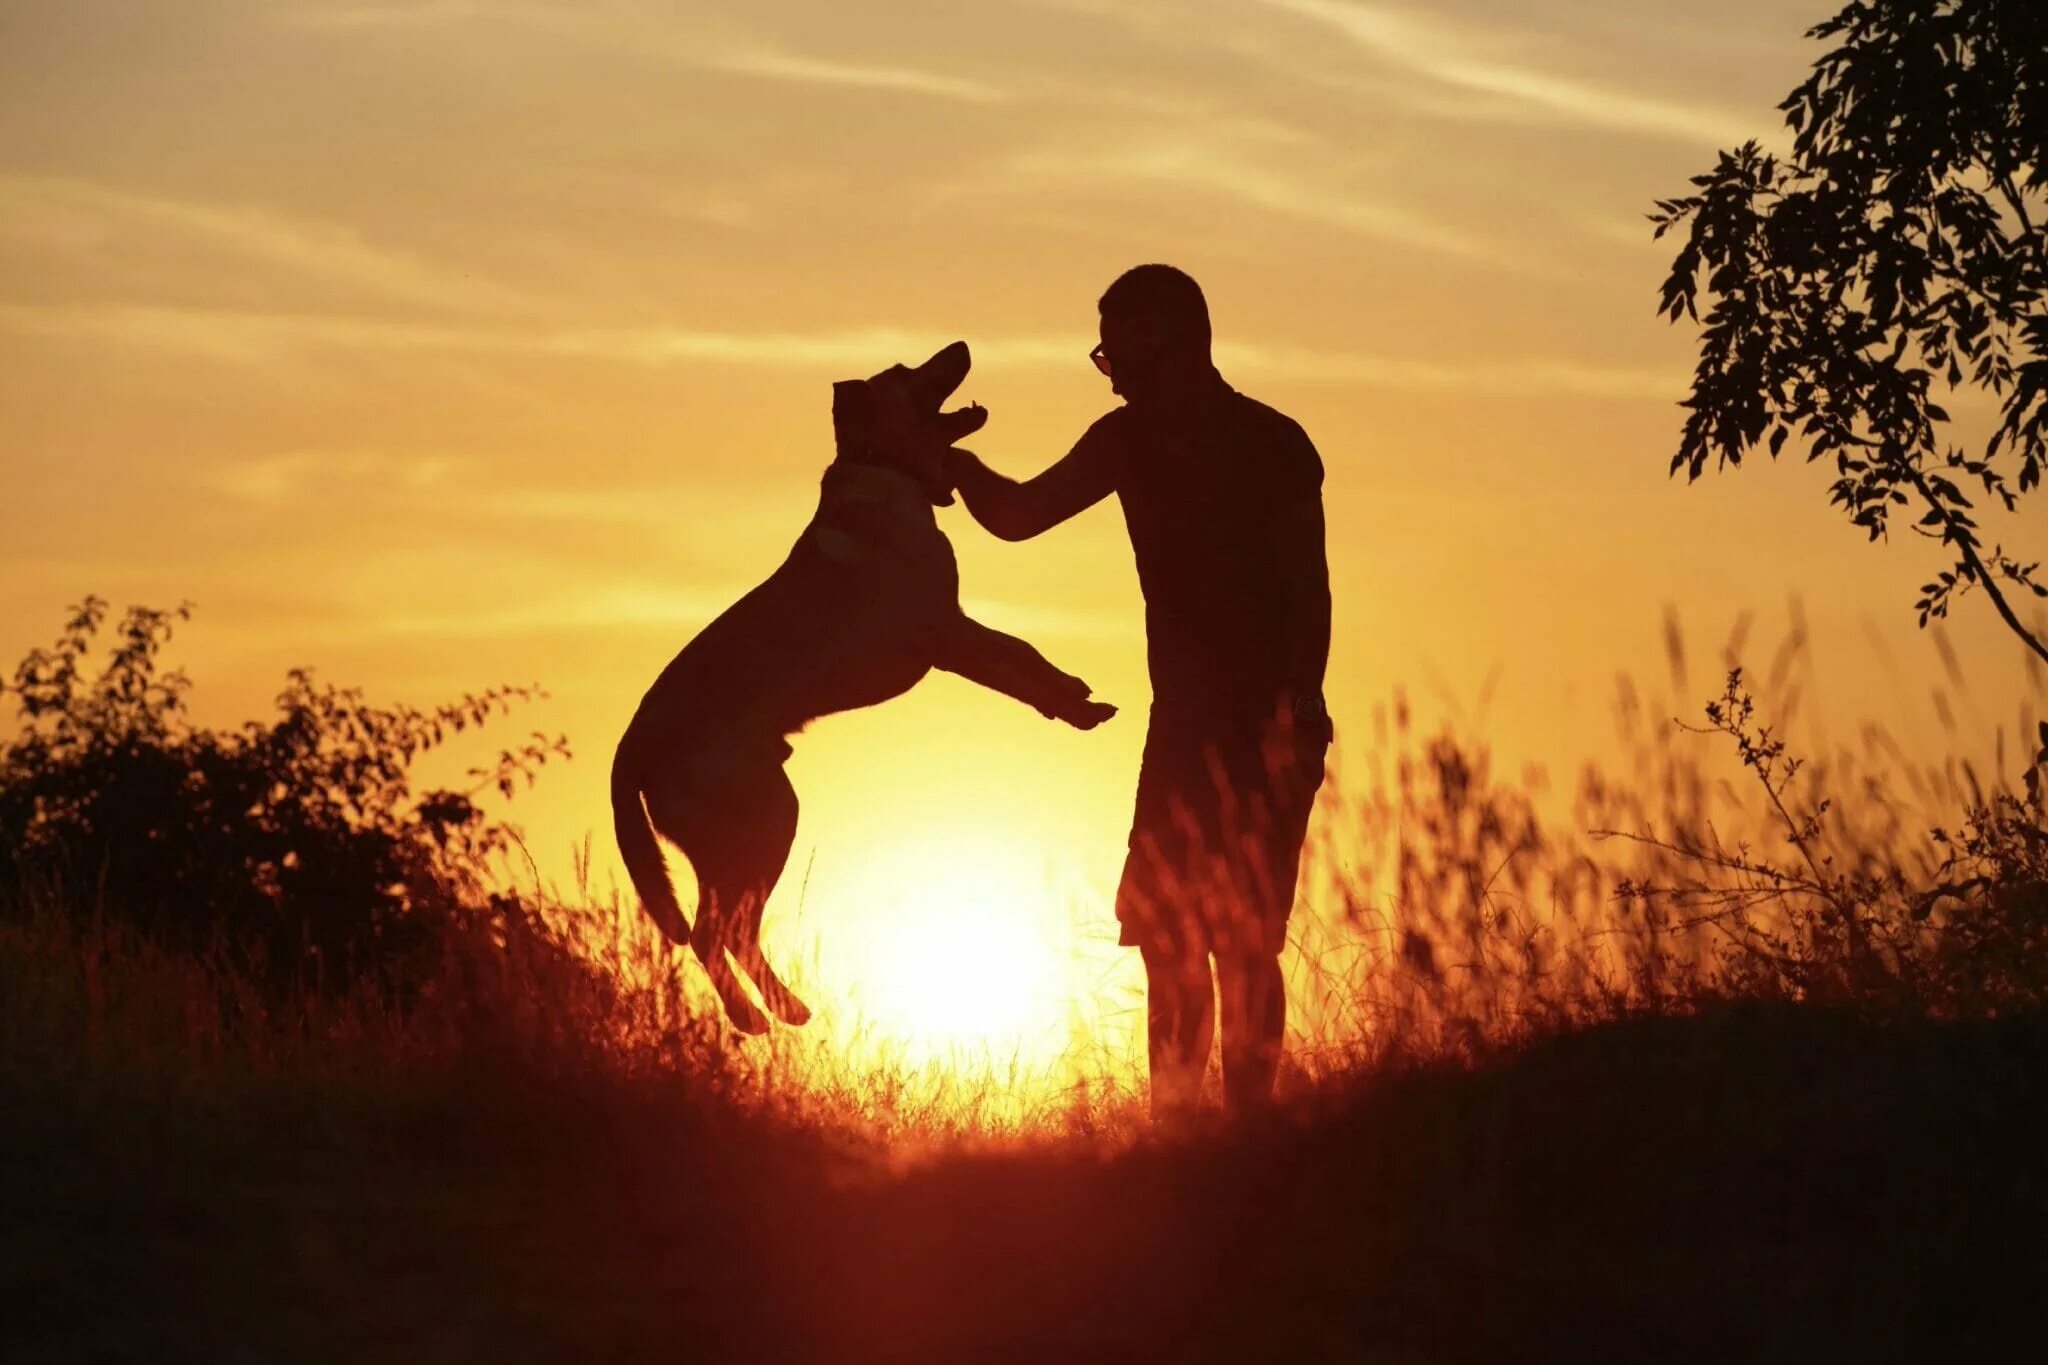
left=4, top=1, right=2041, bottom=1046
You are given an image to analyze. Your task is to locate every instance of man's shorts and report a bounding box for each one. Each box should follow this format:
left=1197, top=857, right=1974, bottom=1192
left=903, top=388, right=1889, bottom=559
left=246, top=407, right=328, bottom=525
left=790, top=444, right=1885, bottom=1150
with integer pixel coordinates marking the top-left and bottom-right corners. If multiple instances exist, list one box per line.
left=1114, top=709, right=1332, bottom=959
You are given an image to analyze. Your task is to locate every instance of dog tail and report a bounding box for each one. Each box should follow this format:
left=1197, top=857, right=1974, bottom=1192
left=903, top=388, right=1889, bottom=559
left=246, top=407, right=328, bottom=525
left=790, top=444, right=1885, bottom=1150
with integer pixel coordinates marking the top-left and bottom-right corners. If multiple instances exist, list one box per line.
left=612, top=742, right=692, bottom=945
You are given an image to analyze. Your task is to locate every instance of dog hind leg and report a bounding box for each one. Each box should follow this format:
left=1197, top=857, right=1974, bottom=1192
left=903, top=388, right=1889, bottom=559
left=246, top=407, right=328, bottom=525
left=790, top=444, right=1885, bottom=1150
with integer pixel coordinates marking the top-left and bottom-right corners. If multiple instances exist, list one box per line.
left=690, top=885, right=773, bottom=1036
left=733, top=922, right=810, bottom=1028
left=661, top=760, right=806, bottom=1033
left=642, top=764, right=777, bottom=1035
left=719, top=767, right=812, bottom=1027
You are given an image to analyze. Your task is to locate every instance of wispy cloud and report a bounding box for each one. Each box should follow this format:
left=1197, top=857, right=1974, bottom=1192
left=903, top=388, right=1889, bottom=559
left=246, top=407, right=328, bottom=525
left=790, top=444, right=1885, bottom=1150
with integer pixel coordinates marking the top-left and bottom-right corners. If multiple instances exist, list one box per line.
left=373, top=582, right=746, bottom=637
left=275, top=0, right=1005, bottom=103
left=201, top=448, right=801, bottom=533
left=1253, top=0, right=1753, bottom=145
left=700, top=43, right=1005, bottom=103
left=0, top=175, right=520, bottom=313
left=1001, top=139, right=1507, bottom=263
left=1214, top=339, right=1681, bottom=399
left=202, top=450, right=464, bottom=505
left=274, top=0, right=497, bottom=25
left=0, top=302, right=1066, bottom=371
left=0, top=302, right=1680, bottom=399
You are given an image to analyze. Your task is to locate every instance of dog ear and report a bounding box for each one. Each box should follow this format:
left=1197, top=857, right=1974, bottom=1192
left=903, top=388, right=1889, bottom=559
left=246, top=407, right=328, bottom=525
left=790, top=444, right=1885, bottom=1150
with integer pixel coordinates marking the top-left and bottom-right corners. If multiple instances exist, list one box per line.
left=831, top=379, right=873, bottom=453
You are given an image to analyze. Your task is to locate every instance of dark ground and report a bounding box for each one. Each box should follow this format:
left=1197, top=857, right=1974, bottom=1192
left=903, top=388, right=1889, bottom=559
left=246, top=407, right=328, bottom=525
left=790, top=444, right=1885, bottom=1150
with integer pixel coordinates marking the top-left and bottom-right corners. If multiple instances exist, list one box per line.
left=6, top=1005, right=2046, bottom=1365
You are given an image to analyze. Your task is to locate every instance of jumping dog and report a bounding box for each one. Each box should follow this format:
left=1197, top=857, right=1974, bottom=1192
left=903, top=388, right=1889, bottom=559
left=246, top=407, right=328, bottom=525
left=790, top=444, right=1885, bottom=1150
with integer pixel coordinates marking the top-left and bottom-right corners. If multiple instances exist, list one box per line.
left=611, top=342, right=1116, bottom=1033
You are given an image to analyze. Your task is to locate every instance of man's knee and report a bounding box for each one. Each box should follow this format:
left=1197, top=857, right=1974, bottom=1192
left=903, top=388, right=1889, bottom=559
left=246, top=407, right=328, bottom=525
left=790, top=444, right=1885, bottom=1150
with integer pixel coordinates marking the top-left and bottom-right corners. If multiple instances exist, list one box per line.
left=1140, top=938, right=1187, bottom=965
left=1141, top=944, right=1210, bottom=994
left=1216, top=947, right=1282, bottom=987
left=1140, top=945, right=1214, bottom=1058
left=1217, top=950, right=1285, bottom=1016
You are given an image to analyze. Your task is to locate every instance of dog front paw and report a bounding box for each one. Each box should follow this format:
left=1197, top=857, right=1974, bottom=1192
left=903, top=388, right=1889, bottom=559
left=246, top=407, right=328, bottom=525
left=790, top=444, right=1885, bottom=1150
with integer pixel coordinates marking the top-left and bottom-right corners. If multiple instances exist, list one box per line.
left=1065, top=699, right=1118, bottom=730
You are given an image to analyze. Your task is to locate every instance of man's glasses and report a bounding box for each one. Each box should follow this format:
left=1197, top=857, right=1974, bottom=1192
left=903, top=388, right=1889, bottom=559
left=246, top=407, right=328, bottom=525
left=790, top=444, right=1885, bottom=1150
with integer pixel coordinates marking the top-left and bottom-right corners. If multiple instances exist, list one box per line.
left=1089, top=343, right=1112, bottom=377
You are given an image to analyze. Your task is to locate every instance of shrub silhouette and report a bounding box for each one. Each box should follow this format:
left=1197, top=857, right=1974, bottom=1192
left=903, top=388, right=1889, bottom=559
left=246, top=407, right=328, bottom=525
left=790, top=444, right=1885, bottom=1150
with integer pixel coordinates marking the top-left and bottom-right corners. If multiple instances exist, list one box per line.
left=0, top=597, right=567, bottom=989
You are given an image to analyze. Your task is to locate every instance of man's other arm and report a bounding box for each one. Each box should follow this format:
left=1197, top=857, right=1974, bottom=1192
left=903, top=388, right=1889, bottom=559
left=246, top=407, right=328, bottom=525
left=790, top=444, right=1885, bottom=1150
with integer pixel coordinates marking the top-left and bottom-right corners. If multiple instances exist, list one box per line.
left=1273, top=425, right=1333, bottom=719
left=948, top=416, right=1120, bottom=542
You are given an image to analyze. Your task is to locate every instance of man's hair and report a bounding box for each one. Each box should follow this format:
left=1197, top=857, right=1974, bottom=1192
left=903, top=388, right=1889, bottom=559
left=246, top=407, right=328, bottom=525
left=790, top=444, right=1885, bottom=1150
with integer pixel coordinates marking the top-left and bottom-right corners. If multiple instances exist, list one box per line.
left=1099, top=264, right=1210, bottom=350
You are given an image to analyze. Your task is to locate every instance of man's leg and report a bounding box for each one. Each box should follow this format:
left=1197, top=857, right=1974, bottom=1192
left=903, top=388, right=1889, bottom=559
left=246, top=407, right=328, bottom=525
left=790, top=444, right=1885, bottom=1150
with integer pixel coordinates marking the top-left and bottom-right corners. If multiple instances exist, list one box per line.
left=1211, top=712, right=1327, bottom=1113
left=1140, top=944, right=1214, bottom=1118
left=1216, top=949, right=1285, bottom=1112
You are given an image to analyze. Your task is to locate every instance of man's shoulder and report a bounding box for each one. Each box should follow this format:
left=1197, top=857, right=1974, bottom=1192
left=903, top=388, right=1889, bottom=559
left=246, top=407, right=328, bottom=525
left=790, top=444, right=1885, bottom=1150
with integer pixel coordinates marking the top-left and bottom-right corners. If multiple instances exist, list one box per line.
left=1070, top=405, right=1135, bottom=471
left=1223, top=390, right=1314, bottom=448
left=1082, top=404, right=1134, bottom=441
left=1221, top=391, right=1322, bottom=497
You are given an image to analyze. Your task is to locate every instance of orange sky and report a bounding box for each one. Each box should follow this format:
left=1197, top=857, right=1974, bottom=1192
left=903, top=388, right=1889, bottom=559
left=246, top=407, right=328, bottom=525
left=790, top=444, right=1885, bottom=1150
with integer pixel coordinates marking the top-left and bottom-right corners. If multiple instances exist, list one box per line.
left=4, top=2, right=2043, bottom=1042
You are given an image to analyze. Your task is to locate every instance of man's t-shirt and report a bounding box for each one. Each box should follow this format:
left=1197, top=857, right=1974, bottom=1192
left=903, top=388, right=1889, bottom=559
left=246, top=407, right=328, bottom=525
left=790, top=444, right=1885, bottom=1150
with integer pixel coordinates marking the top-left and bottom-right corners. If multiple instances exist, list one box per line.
left=1072, top=384, right=1326, bottom=727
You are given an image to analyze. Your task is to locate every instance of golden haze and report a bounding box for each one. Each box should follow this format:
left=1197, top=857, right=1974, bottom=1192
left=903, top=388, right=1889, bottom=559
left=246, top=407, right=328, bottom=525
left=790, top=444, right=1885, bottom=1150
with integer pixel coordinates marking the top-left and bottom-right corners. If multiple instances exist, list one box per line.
left=2, top=0, right=2041, bottom=1060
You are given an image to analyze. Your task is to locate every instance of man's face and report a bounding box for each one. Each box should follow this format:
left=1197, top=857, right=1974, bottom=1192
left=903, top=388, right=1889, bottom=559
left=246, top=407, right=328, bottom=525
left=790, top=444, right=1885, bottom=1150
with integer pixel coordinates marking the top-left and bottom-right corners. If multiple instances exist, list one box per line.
left=1096, top=311, right=1178, bottom=401
left=1097, top=315, right=1204, bottom=405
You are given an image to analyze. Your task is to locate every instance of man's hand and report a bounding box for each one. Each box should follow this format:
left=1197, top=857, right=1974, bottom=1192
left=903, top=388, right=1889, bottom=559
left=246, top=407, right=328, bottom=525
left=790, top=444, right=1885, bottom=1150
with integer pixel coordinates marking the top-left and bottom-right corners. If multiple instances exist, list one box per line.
left=942, top=447, right=981, bottom=498
left=1283, top=691, right=1334, bottom=742
left=1260, top=694, right=1333, bottom=800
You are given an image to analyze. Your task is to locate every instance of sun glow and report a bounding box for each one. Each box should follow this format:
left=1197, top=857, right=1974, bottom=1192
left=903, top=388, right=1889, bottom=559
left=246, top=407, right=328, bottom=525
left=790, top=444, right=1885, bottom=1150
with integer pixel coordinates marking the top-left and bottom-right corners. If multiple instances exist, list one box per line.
left=787, top=832, right=1136, bottom=1078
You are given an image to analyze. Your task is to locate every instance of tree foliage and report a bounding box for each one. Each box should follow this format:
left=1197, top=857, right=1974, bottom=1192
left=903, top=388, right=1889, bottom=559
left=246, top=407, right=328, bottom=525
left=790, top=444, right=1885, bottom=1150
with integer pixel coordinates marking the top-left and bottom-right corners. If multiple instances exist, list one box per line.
left=0, top=597, right=569, bottom=987
left=1653, top=0, right=2048, bottom=660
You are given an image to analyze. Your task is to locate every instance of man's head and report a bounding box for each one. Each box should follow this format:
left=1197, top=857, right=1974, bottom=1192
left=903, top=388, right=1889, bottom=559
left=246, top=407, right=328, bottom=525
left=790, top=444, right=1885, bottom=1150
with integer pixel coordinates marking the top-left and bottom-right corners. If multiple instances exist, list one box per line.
left=1094, top=264, right=1212, bottom=402
left=832, top=340, right=987, bottom=505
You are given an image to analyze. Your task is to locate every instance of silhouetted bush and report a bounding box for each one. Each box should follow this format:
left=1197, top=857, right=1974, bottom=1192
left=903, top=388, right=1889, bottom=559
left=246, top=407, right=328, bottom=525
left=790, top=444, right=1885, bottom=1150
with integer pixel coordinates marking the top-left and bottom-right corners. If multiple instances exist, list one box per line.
left=1622, top=668, right=2048, bottom=1015
left=1306, top=653, right=2048, bottom=1060
left=0, top=597, right=567, bottom=990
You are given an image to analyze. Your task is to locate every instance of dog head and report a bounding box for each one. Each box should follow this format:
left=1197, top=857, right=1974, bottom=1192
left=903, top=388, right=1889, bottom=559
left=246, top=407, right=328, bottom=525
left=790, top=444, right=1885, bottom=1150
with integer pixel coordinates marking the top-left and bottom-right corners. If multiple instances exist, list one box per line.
left=831, top=340, right=987, bottom=506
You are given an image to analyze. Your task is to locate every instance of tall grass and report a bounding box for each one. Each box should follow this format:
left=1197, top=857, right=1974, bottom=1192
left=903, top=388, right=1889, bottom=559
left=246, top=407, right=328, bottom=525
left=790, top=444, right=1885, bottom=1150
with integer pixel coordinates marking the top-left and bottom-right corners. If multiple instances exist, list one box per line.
left=9, top=621, right=2042, bottom=1151
left=1297, top=629, right=2048, bottom=1075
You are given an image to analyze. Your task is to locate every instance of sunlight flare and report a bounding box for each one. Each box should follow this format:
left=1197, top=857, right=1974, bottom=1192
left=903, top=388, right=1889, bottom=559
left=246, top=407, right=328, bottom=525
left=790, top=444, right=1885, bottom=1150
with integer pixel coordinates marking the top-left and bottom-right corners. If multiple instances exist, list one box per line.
left=795, top=833, right=1119, bottom=1074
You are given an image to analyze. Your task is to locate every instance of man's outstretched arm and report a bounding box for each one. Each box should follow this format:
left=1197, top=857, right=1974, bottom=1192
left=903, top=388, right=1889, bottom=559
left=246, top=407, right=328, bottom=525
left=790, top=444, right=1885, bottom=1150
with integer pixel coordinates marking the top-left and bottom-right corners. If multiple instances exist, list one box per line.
left=947, top=418, right=1120, bottom=542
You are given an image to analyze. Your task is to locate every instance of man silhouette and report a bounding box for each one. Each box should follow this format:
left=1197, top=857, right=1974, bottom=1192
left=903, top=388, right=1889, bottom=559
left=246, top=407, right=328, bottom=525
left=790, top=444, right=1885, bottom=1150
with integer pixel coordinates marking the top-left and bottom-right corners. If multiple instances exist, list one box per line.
left=949, top=265, right=1332, bottom=1115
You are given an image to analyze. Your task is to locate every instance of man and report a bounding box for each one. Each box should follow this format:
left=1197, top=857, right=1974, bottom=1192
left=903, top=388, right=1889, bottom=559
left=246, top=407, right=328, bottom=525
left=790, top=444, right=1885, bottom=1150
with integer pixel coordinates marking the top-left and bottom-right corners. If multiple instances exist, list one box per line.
left=949, top=264, right=1332, bottom=1115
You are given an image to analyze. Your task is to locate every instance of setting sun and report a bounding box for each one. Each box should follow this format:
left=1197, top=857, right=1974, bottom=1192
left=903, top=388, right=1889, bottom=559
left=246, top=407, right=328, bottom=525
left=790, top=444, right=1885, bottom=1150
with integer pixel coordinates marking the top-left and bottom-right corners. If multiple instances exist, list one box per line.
left=789, top=832, right=1128, bottom=1074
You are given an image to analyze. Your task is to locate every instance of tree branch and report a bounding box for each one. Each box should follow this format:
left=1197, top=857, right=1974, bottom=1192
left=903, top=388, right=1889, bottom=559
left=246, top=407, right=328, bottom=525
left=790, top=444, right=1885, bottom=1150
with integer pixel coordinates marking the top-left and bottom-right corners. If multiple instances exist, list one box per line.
left=1904, top=463, right=2048, bottom=665
left=1997, top=175, right=2039, bottom=250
